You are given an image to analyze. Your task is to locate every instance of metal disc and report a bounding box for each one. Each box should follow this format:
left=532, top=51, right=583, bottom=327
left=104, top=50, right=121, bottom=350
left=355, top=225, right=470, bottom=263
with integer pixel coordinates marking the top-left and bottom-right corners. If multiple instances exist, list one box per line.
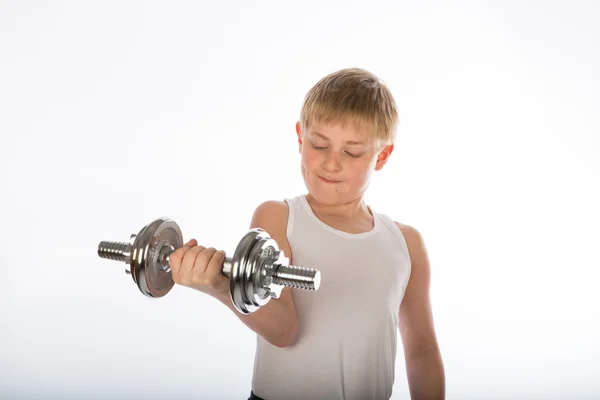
left=130, top=218, right=182, bottom=298
left=230, top=229, right=262, bottom=314
left=243, top=235, right=279, bottom=310
left=129, top=222, right=151, bottom=290
left=241, top=236, right=268, bottom=310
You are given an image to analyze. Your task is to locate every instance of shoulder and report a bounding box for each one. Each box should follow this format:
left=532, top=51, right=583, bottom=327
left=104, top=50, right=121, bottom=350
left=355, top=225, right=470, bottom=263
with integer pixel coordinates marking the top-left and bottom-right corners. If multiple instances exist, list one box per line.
left=394, top=221, right=422, bottom=242
left=252, top=199, right=289, bottom=219
left=250, top=200, right=290, bottom=233
left=393, top=221, right=428, bottom=266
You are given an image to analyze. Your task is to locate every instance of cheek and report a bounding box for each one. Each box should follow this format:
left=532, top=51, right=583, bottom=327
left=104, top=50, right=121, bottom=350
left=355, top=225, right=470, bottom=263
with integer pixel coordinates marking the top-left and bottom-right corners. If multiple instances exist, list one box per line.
left=301, top=148, right=320, bottom=168
left=348, top=160, right=373, bottom=181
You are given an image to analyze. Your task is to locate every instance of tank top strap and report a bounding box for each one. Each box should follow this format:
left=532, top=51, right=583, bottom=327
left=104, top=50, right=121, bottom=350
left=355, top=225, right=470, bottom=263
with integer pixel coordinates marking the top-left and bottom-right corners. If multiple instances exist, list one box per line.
left=283, top=196, right=301, bottom=240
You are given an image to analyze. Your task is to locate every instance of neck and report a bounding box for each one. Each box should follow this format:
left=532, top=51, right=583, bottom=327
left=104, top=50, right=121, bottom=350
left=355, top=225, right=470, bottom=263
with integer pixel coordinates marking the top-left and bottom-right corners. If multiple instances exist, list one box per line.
left=305, top=193, right=371, bottom=219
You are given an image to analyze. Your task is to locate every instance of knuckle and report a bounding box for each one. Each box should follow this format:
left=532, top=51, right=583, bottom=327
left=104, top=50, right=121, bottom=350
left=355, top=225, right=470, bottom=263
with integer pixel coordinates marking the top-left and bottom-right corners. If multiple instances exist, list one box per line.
left=205, top=275, right=217, bottom=288
left=198, top=275, right=214, bottom=287
left=190, top=274, right=204, bottom=286
left=214, top=250, right=226, bottom=264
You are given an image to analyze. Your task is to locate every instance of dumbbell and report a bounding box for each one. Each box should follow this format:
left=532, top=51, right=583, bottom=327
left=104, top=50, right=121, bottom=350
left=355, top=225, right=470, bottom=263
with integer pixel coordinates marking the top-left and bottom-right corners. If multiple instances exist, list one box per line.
left=97, top=218, right=321, bottom=314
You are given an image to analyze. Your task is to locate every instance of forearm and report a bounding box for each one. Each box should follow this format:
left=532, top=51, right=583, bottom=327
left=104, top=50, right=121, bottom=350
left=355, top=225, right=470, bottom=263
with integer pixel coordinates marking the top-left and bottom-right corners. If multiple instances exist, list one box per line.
left=405, top=348, right=446, bottom=400
left=214, top=289, right=298, bottom=348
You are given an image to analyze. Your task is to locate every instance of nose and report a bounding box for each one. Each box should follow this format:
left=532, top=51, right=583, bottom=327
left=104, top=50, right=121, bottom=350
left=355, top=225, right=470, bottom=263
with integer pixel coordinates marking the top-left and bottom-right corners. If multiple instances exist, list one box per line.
left=323, top=151, right=342, bottom=172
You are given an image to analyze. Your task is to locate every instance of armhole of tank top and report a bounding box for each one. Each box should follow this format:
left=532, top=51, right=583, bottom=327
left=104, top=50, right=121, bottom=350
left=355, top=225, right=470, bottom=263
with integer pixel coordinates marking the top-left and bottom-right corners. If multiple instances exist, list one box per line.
left=283, top=198, right=295, bottom=265
left=283, top=198, right=295, bottom=242
left=383, top=214, right=412, bottom=287
left=382, top=215, right=409, bottom=258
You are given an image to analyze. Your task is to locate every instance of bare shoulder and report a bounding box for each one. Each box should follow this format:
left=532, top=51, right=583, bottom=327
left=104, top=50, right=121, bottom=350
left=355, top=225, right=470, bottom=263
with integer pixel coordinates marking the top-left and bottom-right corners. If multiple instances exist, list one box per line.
left=394, top=221, right=422, bottom=238
left=252, top=200, right=289, bottom=222
left=250, top=200, right=293, bottom=263
left=393, top=221, right=427, bottom=266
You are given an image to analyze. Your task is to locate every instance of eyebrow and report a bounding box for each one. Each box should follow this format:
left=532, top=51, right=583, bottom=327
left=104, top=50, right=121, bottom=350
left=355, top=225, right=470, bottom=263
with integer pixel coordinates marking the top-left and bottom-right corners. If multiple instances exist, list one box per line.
left=311, top=132, right=366, bottom=145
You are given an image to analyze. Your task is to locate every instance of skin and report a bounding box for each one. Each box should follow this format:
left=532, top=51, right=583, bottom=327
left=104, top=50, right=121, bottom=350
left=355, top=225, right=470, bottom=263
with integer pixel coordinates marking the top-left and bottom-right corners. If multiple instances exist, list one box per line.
left=296, top=119, right=390, bottom=226
left=297, top=119, right=446, bottom=399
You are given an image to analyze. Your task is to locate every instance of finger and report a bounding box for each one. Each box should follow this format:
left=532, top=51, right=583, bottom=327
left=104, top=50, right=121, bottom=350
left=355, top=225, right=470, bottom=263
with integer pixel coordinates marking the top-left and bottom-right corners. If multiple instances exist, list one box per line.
left=192, top=247, right=218, bottom=277
left=205, top=250, right=227, bottom=286
left=169, top=239, right=196, bottom=270
left=181, top=244, right=207, bottom=277
left=171, top=238, right=196, bottom=260
left=168, top=244, right=188, bottom=273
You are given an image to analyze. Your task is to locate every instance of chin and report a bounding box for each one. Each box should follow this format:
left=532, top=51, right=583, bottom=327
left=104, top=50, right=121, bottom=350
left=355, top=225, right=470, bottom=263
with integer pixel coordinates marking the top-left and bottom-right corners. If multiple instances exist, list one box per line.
left=310, top=183, right=344, bottom=200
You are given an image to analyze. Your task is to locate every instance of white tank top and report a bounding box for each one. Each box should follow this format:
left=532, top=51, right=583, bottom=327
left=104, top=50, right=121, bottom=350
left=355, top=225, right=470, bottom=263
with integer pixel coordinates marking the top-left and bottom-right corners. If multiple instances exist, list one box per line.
left=251, top=194, right=412, bottom=400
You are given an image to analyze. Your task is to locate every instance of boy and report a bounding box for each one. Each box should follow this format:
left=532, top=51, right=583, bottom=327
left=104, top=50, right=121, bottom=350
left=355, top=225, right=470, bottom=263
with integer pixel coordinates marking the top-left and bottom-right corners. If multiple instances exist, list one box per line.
left=170, top=68, right=445, bottom=399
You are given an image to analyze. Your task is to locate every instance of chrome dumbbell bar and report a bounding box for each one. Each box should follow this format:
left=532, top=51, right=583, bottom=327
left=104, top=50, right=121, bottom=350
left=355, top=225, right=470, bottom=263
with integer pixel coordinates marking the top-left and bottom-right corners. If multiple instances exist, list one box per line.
left=97, top=218, right=321, bottom=314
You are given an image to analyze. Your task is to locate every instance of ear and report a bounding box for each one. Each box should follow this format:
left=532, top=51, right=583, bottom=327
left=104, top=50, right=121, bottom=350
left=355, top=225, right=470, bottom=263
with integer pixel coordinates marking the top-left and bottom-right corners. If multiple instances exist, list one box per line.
left=374, top=144, right=394, bottom=171
left=296, top=121, right=303, bottom=153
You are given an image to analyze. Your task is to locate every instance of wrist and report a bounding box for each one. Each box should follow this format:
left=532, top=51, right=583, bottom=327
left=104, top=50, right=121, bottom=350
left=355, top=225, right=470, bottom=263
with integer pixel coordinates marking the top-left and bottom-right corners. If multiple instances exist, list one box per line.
left=214, top=287, right=233, bottom=306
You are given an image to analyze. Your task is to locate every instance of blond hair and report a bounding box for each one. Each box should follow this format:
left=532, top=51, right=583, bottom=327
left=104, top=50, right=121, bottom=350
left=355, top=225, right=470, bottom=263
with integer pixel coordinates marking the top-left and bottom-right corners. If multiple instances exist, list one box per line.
left=300, top=68, right=399, bottom=151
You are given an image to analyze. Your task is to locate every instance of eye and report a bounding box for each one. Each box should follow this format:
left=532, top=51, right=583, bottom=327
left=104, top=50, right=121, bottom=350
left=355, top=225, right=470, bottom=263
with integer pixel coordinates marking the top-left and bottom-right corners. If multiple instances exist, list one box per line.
left=312, top=144, right=360, bottom=158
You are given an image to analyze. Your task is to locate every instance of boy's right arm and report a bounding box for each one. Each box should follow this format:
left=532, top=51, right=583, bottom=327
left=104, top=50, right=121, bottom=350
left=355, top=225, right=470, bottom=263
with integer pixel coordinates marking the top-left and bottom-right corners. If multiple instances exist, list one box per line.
left=213, top=200, right=299, bottom=348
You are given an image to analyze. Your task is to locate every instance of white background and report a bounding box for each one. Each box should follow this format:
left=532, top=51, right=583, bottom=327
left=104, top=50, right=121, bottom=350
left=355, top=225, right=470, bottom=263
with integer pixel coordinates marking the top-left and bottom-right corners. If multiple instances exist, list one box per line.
left=1, top=1, right=599, bottom=399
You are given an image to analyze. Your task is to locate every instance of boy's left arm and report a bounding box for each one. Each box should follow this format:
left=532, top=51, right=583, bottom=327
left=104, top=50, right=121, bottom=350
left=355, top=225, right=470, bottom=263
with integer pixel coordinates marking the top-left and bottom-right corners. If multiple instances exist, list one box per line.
left=396, top=222, right=446, bottom=400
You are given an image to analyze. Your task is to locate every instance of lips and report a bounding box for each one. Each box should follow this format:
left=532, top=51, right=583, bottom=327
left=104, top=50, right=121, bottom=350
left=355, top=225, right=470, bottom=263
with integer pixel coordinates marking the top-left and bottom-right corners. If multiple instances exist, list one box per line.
left=319, top=176, right=340, bottom=184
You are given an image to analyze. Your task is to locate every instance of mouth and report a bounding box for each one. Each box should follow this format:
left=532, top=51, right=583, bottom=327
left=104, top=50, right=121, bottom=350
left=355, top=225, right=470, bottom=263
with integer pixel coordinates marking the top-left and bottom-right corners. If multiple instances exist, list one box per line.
left=319, top=176, right=340, bottom=184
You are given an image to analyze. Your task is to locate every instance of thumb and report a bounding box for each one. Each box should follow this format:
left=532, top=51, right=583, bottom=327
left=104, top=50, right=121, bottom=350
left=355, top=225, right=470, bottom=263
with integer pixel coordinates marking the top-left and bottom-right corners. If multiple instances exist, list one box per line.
left=184, top=238, right=197, bottom=247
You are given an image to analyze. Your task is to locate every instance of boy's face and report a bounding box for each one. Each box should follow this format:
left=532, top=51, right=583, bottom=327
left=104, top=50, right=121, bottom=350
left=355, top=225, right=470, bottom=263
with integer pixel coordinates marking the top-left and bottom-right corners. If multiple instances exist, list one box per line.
left=296, top=120, right=393, bottom=205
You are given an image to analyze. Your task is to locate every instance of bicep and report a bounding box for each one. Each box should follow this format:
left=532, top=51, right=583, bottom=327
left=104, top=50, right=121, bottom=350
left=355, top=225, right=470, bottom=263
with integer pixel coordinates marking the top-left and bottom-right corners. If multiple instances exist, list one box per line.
left=249, top=200, right=297, bottom=311
left=398, top=224, right=439, bottom=358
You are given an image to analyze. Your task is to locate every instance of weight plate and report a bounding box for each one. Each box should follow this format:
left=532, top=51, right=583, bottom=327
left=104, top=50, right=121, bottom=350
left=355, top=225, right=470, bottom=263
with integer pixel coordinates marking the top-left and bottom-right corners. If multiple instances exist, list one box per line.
left=230, top=229, right=262, bottom=314
left=131, top=218, right=182, bottom=298
left=130, top=222, right=151, bottom=289
left=243, top=235, right=278, bottom=308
